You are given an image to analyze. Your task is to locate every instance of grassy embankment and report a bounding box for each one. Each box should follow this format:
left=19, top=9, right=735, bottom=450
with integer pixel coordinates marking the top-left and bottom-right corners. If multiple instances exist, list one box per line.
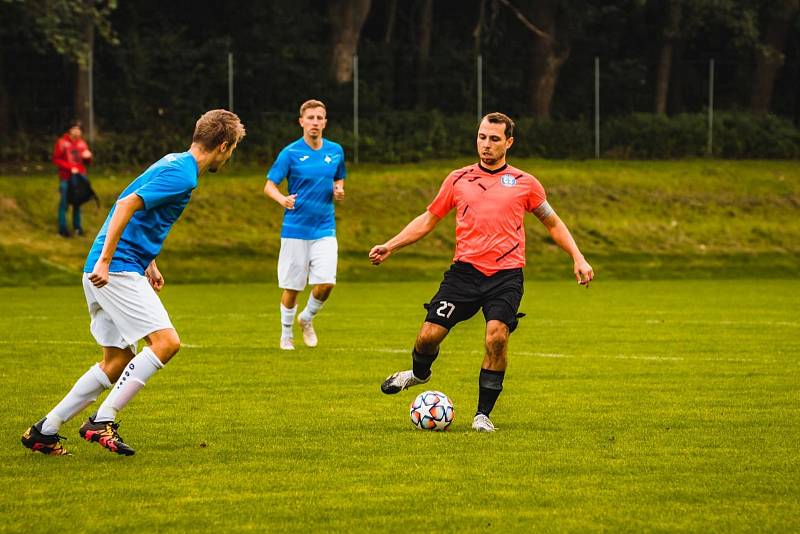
left=1, top=159, right=798, bottom=285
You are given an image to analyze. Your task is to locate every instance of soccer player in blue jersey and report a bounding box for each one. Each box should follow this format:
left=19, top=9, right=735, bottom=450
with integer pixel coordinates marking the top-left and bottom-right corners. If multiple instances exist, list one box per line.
left=21, top=109, right=245, bottom=456
left=264, top=99, right=346, bottom=350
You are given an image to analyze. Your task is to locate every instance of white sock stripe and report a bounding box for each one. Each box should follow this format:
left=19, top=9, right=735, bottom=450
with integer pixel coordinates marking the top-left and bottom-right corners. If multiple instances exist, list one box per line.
left=95, top=349, right=163, bottom=421
left=43, top=364, right=110, bottom=433
left=111, top=378, right=146, bottom=410
left=90, top=363, right=113, bottom=388
left=301, top=294, right=325, bottom=320
left=140, top=346, right=165, bottom=369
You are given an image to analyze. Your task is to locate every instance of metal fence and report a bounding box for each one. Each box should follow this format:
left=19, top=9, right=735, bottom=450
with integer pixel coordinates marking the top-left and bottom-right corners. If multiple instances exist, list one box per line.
left=2, top=44, right=796, bottom=161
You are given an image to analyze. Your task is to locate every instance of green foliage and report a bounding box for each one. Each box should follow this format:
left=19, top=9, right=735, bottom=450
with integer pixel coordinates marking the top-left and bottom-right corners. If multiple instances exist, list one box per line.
left=3, top=111, right=798, bottom=164
left=1, top=0, right=118, bottom=65
left=714, top=112, right=800, bottom=158
left=600, top=112, right=800, bottom=159
left=603, top=113, right=707, bottom=158
left=1, top=280, right=799, bottom=531
left=514, top=118, right=594, bottom=158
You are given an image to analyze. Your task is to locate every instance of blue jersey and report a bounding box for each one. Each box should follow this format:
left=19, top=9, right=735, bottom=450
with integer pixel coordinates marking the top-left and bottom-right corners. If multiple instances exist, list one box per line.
left=84, top=152, right=198, bottom=274
left=267, top=137, right=346, bottom=239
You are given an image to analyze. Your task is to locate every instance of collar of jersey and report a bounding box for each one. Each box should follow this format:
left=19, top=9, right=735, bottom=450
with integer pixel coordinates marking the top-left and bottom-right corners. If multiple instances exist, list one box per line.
left=477, top=163, right=508, bottom=175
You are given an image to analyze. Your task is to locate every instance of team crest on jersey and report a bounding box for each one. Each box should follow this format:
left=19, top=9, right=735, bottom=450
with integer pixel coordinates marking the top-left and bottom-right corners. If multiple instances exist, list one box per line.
left=500, top=174, right=517, bottom=187
left=324, top=155, right=332, bottom=163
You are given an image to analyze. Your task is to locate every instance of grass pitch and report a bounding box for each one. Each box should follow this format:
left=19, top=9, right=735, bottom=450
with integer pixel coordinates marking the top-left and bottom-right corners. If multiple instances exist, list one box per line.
left=1, top=279, right=798, bottom=532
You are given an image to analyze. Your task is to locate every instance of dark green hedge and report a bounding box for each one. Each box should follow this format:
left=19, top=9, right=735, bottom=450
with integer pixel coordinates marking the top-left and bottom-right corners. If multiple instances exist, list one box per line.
left=1, top=111, right=798, bottom=168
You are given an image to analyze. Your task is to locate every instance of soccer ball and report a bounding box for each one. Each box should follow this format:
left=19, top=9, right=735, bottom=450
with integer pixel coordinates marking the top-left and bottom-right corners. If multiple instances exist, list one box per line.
left=409, top=390, right=454, bottom=431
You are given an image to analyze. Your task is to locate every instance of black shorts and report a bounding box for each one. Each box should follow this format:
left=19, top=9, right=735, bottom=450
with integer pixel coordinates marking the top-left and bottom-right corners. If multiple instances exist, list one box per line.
left=424, top=262, right=525, bottom=333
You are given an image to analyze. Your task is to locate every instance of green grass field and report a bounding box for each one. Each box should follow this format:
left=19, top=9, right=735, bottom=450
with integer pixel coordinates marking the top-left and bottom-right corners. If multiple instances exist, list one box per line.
left=2, top=279, right=798, bottom=532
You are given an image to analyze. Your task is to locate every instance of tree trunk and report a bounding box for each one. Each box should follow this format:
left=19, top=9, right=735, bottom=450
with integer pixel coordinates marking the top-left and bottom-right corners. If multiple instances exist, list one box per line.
left=526, top=2, right=568, bottom=119
left=497, top=0, right=568, bottom=118
left=654, top=0, right=682, bottom=115
left=384, top=0, right=397, bottom=44
left=74, top=8, right=94, bottom=132
left=328, top=0, right=372, bottom=84
left=750, top=0, right=799, bottom=113
left=0, top=56, right=8, bottom=138
left=415, top=0, right=433, bottom=109
left=473, top=0, right=486, bottom=54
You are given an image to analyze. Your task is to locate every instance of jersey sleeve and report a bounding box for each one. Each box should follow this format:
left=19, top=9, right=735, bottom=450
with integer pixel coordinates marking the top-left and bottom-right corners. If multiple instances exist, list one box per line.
left=267, top=148, right=291, bottom=185
left=52, top=140, right=71, bottom=171
left=427, top=173, right=457, bottom=218
left=524, top=176, right=548, bottom=212
left=335, top=146, right=346, bottom=180
left=135, top=168, right=194, bottom=210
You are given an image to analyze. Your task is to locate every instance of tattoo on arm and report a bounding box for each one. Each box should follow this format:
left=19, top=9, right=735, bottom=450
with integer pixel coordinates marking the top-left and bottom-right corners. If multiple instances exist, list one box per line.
left=533, top=200, right=554, bottom=221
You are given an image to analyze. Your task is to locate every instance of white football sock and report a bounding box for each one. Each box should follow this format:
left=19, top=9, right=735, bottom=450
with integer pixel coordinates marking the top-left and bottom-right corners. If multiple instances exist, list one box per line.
left=299, top=294, right=325, bottom=322
left=280, top=304, right=297, bottom=339
left=94, top=347, right=164, bottom=423
left=40, top=363, right=112, bottom=435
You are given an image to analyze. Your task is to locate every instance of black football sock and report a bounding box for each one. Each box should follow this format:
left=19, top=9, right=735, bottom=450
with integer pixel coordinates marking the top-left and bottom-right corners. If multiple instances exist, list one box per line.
left=412, top=348, right=438, bottom=380
left=476, top=368, right=505, bottom=416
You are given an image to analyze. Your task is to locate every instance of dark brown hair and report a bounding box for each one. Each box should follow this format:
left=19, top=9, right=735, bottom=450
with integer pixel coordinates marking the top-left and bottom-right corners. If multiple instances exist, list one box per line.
left=482, top=112, right=514, bottom=139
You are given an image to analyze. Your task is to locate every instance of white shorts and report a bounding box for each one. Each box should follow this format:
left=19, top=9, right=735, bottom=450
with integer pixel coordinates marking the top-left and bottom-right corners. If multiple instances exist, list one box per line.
left=278, top=237, right=338, bottom=291
left=82, top=272, right=174, bottom=349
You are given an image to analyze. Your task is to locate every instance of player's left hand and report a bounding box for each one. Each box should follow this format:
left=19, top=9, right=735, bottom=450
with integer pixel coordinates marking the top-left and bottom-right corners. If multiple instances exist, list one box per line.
left=146, top=264, right=164, bottom=292
left=369, top=245, right=391, bottom=265
left=89, top=261, right=110, bottom=288
left=574, top=258, right=594, bottom=288
left=333, top=183, right=345, bottom=201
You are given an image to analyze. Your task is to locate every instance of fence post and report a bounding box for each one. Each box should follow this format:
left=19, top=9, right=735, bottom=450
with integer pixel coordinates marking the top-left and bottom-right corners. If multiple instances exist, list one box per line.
left=477, top=54, right=483, bottom=122
left=707, top=58, right=714, bottom=157
left=594, top=56, right=600, bottom=159
left=353, top=54, right=359, bottom=164
left=88, top=49, right=95, bottom=144
left=228, top=52, right=234, bottom=112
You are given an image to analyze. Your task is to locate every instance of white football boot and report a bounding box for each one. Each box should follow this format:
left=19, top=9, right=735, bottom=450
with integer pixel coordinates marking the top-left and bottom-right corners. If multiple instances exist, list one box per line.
left=472, top=413, right=496, bottom=432
left=297, top=316, right=318, bottom=347
left=279, top=337, right=295, bottom=350
left=380, top=370, right=430, bottom=394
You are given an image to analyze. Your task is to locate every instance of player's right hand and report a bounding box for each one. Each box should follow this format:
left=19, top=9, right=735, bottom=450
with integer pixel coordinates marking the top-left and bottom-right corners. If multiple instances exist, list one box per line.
left=89, top=261, right=110, bottom=288
left=369, top=245, right=391, bottom=265
left=574, top=258, right=594, bottom=288
left=283, top=194, right=297, bottom=210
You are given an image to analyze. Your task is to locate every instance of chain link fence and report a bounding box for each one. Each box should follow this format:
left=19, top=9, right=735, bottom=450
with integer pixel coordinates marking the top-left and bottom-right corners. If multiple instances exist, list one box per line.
left=1, top=45, right=798, bottom=163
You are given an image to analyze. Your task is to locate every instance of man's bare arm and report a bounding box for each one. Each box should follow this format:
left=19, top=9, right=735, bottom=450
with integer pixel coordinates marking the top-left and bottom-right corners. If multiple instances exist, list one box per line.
left=368, top=211, right=441, bottom=265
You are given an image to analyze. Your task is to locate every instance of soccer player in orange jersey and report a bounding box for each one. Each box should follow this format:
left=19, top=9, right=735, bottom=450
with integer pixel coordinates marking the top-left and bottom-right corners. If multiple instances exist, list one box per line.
left=369, top=112, right=594, bottom=432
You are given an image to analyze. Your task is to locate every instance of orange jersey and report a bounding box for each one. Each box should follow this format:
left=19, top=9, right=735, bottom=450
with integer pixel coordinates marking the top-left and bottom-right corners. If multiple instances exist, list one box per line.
left=427, top=163, right=547, bottom=276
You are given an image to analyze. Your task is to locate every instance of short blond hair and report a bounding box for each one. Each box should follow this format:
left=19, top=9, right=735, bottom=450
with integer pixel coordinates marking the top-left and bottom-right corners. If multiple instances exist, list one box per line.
left=192, top=109, right=246, bottom=151
left=299, top=99, right=326, bottom=117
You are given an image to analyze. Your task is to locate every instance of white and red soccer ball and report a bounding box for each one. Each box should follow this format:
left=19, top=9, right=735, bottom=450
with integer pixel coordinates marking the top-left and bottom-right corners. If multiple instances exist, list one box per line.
left=409, top=390, right=454, bottom=431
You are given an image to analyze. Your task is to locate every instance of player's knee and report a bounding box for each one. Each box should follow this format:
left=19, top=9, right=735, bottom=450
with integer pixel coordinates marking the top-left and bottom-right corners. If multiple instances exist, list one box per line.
left=313, top=283, right=335, bottom=300
left=150, top=330, right=181, bottom=361
left=485, top=324, right=509, bottom=356
left=100, top=360, right=125, bottom=382
left=416, top=325, right=444, bottom=354
left=164, top=333, right=181, bottom=357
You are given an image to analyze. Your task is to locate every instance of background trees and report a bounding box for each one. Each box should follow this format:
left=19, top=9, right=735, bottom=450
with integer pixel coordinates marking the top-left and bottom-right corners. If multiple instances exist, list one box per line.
left=0, top=0, right=797, bottom=161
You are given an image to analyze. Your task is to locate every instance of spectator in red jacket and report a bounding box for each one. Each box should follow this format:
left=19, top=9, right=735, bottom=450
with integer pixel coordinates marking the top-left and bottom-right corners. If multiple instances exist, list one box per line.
left=53, top=120, right=92, bottom=237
